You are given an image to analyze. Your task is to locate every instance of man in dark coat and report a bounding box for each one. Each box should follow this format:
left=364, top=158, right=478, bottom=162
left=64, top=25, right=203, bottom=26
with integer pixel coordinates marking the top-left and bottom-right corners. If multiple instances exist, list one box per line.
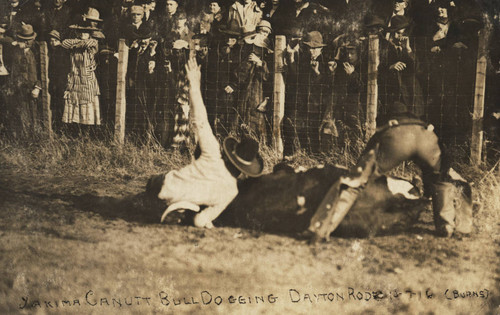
left=323, top=35, right=363, bottom=151
left=0, top=21, right=13, bottom=133
left=271, top=0, right=329, bottom=36
left=16, top=0, right=46, bottom=40
left=124, top=5, right=150, bottom=44
left=157, top=0, right=184, bottom=41
left=44, top=0, right=72, bottom=38
left=284, top=30, right=329, bottom=155
left=4, top=24, right=42, bottom=138
left=95, top=43, right=118, bottom=129
left=126, top=26, right=160, bottom=139
left=383, top=15, right=425, bottom=119
left=408, top=0, right=440, bottom=37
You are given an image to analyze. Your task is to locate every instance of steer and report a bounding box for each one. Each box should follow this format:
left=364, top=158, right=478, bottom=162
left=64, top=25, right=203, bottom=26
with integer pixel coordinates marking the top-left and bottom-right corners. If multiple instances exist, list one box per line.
left=216, top=160, right=424, bottom=238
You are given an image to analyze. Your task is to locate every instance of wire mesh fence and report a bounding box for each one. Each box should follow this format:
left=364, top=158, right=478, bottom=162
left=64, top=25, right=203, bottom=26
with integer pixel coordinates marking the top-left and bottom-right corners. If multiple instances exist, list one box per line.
left=32, top=31, right=489, bottom=162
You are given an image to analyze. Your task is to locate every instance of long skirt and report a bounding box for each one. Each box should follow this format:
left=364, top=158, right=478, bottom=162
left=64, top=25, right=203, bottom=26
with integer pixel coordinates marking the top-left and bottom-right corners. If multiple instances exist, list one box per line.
left=62, top=95, right=101, bottom=125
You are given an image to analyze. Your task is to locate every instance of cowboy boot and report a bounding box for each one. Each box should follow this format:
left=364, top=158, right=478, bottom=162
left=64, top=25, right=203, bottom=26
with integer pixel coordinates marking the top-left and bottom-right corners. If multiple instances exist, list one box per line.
left=308, top=185, right=361, bottom=243
left=308, top=150, right=377, bottom=242
left=432, top=182, right=456, bottom=237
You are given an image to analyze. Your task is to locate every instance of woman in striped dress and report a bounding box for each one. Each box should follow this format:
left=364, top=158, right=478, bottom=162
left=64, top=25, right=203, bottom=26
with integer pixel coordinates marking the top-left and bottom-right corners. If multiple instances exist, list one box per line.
left=61, top=25, right=101, bottom=128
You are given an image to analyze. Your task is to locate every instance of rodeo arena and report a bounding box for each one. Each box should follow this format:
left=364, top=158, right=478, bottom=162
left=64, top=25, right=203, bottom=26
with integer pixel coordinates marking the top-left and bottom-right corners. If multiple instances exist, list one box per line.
left=0, top=0, right=499, bottom=314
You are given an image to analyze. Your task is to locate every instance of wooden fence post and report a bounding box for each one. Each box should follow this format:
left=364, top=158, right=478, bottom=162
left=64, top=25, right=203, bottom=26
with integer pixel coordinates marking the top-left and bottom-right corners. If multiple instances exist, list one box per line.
left=114, top=39, right=128, bottom=144
left=365, top=34, right=379, bottom=141
left=39, top=41, right=52, bottom=136
left=471, top=29, right=487, bottom=165
left=273, top=35, right=286, bottom=157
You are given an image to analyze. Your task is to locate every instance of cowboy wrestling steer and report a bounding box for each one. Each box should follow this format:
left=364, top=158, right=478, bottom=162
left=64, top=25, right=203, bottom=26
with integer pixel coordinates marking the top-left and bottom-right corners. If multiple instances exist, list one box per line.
left=146, top=57, right=264, bottom=229
left=307, top=102, right=473, bottom=241
left=216, top=161, right=424, bottom=238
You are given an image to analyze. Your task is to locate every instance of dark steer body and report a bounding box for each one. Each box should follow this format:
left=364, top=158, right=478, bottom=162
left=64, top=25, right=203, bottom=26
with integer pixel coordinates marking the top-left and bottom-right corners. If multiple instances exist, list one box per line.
left=217, top=164, right=424, bottom=238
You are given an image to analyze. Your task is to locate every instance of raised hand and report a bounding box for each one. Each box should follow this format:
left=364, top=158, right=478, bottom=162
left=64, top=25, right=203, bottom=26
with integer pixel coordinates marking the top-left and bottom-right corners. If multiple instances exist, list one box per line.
left=185, top=57, right=201, bottom=86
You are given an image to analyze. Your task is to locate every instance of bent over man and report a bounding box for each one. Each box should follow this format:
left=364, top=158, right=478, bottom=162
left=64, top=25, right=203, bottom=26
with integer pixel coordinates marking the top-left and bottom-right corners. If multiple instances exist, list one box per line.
left=146, top=58, right=264, bottom=229
left=308, top=101, right=473, bottom=241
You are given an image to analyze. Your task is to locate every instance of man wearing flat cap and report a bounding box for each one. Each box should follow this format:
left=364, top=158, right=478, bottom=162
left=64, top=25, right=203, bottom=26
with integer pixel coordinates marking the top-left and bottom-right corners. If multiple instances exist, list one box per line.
left=147, top=57, right=264, bottom=229
left=124, top=5, right=151, bottom=44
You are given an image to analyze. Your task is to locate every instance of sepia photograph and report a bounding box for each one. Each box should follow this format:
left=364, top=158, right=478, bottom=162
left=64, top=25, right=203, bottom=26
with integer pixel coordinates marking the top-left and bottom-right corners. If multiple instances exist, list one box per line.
left=0, top=0, right=499, bottom=313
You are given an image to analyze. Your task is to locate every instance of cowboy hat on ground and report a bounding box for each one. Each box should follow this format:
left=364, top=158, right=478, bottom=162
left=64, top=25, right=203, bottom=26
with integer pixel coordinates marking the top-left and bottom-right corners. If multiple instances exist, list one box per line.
left=223, top=136, right=264, bottom=178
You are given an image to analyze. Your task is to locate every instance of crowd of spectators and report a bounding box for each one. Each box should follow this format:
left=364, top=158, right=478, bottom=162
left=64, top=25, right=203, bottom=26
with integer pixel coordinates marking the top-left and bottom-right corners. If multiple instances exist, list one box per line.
left=0, top=0, right=495, bottom=155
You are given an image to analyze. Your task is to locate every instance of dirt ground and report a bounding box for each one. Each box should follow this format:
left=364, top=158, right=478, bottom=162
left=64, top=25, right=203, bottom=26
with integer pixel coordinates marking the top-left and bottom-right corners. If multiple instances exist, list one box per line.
left=0, top=163, right=499, bottom=315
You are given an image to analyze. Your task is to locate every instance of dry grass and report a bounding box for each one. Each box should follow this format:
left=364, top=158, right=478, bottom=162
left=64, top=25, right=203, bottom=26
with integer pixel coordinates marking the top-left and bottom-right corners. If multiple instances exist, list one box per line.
left=1, top=130, right=498, bottom=220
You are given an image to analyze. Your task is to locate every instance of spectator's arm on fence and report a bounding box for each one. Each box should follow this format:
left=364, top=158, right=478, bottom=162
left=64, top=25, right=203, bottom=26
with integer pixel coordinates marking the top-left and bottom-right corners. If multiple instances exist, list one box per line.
left=61, top=38, right=98, bottom=50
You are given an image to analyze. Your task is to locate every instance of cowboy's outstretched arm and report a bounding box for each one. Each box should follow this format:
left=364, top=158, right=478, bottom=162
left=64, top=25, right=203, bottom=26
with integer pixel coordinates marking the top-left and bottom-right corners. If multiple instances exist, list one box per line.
left=185, top=57, right=219, bottom=156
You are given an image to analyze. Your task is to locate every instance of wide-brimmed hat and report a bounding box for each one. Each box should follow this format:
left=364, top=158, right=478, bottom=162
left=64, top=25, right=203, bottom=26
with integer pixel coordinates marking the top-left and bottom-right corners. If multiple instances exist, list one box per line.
left=48, top=29, right=61, bottom=41
left=223, top=136, right=264, bottom=177
left=460, top=17, right=483, bottom=31
left=83, top=7, right=103, bottom=22
left=242, top=32, right=273, bottom=52
left=69, top=24, right=101, bottom=31
left=192, top=32, right=210, bottom=46
left=303, top=31, right=326, bottom=48
left=192, top=32, right=209, bottom=40
left=387, top=15, right=410, bottom=32
left=364, top=15, right=386, bottom=28
left=132, top=26, right=152, bottom=39
left=218, top=25, right=241, bottom=37
left=17, top=24, right=37, bottom=40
